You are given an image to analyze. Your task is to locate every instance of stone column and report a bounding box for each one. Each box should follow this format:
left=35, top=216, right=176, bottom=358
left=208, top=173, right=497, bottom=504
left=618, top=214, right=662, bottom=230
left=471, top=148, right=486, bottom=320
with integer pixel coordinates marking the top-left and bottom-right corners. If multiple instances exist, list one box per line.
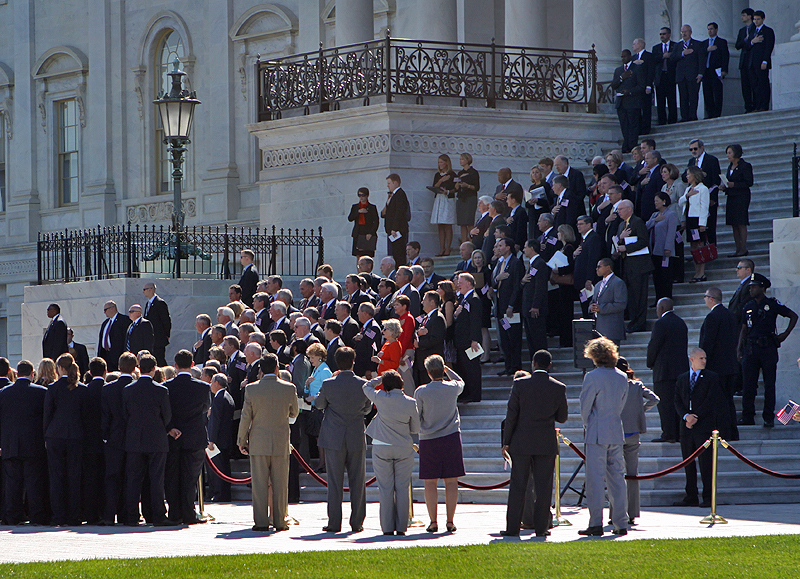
left=620, top=0, right=644, bottom=48
left=574, top=0, right=621, bottom=77
left=505, top=0, right=547, bottom=48
left=298, top=0, right=326, bottom=52
left=336, top=0, right=375, bottom=46
left=417, top=0, right=458, bottom=43
left=458, top=0, right=496, bottom=45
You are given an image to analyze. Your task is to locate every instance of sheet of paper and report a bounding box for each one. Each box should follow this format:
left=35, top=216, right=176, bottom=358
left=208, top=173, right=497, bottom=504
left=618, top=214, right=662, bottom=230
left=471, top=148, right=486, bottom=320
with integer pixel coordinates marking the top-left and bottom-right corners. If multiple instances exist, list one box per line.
left=506, top=313, right=521, bottom=324
left=388, top=231, right=402, bottom=242
left=715, top=67, right=723, bottom=77
left=546, top=250, right=569, bottom=270
left=466, top=343, right=484, bottom=360
left=205, top=445, right=221, bottom=459
left=623, top=236, right=638, bottom=245
left=298, top=398, right=313, bottom=411
left=524, top=186, right=546, bottom=204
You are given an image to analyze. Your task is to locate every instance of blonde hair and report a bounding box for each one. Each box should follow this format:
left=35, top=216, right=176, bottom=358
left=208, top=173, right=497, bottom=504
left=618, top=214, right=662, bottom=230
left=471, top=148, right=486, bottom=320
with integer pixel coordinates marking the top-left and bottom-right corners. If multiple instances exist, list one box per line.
left=37, top=358, right=58, bottom=386
left=584, top=337, right=619, bottom=368
left=438, top=154, right=453, bottom=173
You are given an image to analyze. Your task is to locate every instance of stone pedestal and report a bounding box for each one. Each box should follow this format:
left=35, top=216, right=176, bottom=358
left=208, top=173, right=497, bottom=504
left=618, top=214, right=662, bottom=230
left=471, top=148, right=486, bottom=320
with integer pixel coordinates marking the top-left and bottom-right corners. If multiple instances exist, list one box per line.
left=772, top=32, right=800, bottom=111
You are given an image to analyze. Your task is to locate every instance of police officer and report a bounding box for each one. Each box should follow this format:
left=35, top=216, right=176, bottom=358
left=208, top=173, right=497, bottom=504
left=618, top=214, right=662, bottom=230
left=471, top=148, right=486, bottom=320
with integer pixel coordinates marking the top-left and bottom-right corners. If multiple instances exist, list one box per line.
left=736, top=273, right=798, bottom=427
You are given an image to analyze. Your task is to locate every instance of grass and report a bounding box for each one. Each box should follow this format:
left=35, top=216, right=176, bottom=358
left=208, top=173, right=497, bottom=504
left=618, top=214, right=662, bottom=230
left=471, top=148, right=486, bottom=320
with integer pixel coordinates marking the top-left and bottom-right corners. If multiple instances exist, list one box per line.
left=2, top=535, right=800, bottom=578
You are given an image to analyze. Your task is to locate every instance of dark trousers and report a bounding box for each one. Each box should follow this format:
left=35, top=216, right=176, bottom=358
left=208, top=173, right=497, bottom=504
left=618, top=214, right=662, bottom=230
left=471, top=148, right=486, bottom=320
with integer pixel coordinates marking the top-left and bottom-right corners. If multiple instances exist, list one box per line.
left=673, top=245, right=685, bottom=283
left=388, top=233, right=408, bottom=267
left=506, top=453, right=555, bottom=535
left=651, top=255, right=673, bottom=299
left=655, top=80, right=678, bottom=124
left=46, top=438, right=83, bottom=525
left=2, top=456, right=48, bottom=525
left=82, top=450, right=105, bottom=524
left=209, top=447, right=231, bottom=501
left=126, top=451, right=167, bottom=524
left=152, top=345, right=167, bottom=367
left=103, top=446, right=126, bottom=523
left=555, top=286, right=575, bottom=347
left=522, top=314, right=547, bottom=362
left=741, top=343, right=778, bottom=424
left=455, top=346, right=482, bottom=402
left=740, top=66, right=754, bottom=112
left=623, top=268, right=649, bottom=330
left=680, top=426, right=713, bottom=502
left=324, top=443, right=367, bottom=531
left=616, top=106, right=641, bottom=152
left=653, top=380, right=679, bottom=441
left=288, top=421, right=303, bottom=503
left=497, top=316, right=523, bottom=372
left=749, top=67, right=770, bottom=110
left=640, top=90, right=652, bottom=134
left=677, top=78, right=700, bottom=121
left=413, top=355, right=432, bottom=388
left=707, top=202, right=718, bottom=244
left=165, top=444, right=204, bottom=523
left=717, top=374, right=740, bottom=441
left=702, top=74, right=724, bottom=119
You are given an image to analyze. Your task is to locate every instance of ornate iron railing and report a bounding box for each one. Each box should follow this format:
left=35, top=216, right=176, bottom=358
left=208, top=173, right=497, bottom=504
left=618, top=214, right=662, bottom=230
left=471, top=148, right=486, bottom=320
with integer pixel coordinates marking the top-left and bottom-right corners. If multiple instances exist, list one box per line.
left=37, top=224, right=324, bottom=284
left=257, top=35, right=598, bottom=120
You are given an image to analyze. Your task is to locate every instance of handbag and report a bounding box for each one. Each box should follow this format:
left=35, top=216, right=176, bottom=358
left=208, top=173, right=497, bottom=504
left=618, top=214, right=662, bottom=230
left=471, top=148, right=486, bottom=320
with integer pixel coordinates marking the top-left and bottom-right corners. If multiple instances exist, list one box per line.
left=304, top=406, right=324, bottom=438
left=355, top=234, right=378, bottom=253
left=550, top=271, right=574, bottom=285
left=691, top=242, right=717, bottom=264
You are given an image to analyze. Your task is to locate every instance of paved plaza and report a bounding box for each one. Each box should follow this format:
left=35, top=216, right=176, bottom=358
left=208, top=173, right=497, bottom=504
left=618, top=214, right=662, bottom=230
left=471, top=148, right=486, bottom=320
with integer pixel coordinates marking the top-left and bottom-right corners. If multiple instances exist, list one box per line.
left=2, top=501, right=800, bottom=564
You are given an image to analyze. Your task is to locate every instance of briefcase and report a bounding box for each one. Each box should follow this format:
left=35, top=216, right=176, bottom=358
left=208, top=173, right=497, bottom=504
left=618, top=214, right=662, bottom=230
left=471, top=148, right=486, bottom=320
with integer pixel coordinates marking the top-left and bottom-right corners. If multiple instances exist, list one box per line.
left=691, top=242, right=717, bottom=264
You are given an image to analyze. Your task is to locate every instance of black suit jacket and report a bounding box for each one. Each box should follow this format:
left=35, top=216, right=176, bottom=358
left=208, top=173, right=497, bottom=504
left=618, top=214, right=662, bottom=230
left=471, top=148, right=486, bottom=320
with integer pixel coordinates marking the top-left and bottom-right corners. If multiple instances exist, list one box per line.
left=126, top=318, right=154, bottom=355
left=675, top=369, right=720, bottom=433
left=671, top=38, right=705, bottom=82
left=349, top=202, right=380, bottom=237
left=340, top=316, right=361, bottom=348
left=101, top=374, right=133, bottom=449
left=646, top=311, right=689, bottom=382
left=353, top=319, right=383, bottom=377
left=699, top=305, right=739, bottom=377
left=611, top=62, right=646, bottom=109
left=633, top=49, right=656, bottom=88
left=618, top=216, right=654, bottom=275
left=701, top=37, right=729, bottom=76
left=83, top=377, right=105, bottom=453
left=552, top=188, right=582, bottom=230
left=374, top=295, right=394, bottom=324
left=521, top=255, right=550, bottom=316
left=44, top=377, right=88, bottom=440
left=69, top=341, right=90, bottom=379
left=347, top=290, right=372, bottom=320
left=383, top=188, right=410, bottom=235
left=0, top=378, right=48, bottom=459
left=503, top=372, right=568, bottom=455
left=636, top=166, right=665, bottom=219
left=415, top=309, right=446, bottom=367
left=573, top=230, right=602, bottom=289
left=728, top=280, right=750, bottom=326
left=238, top=265, right=260, bottom=308
left=481, top=214, right=506, bottom=258
left=453, top=290, right=482, bottom=348
left=42, top=315, right=68, bottom=361
left=98, top=314, right=132, bottom=371
left=165, top=373, right=211, bottom=451
left=471, top=212, right=492, bottom=248
left=749, top=25, right=775, bottom=69
left=123, top=375, right=171, bottom=454
left=735, top=24, right=754, bottom=70
left=653, top=40, right=679, bottom=85
left=493, top=254, right=524, bottom=314
left=539, top=227, right=562, bottom=262
left=326, top=336, right=344, bottom=372
left=144, top=296, right=171, bottom=348
left=564, top=167, right=587, bottom=201
left=496, top=180, right=524, bottom=204
left=193, top=329, right=212, bottom=365
left=226, top=351, right=248, bottom=410
left=208, top=389, right=235, bottom=450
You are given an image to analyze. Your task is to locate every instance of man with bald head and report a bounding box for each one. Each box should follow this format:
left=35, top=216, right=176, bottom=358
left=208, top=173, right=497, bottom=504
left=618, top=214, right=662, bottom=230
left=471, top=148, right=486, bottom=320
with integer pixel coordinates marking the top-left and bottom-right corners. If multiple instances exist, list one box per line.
left=670, top=24, right=703, bottom=122
left=125, top=304, right=154, bottom=356
left=98, top=301, right=131, bottom=371
left=615, top=200, right=653, bottom=333
left=143, top=282, right=171, bottom=365
left=554, top=155, right=587, bottom=202
left=494, top=168, right=522, bottom=211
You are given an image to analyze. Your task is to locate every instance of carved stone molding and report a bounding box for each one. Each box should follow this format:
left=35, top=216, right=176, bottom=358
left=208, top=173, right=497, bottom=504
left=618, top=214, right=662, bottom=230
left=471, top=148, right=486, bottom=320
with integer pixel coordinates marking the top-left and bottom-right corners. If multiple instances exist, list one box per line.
left=126, top=198, right=196, bottom=223
left=262, top=134, right=390, bottom=168
left=0, top=259, right=37, bottom=276
left=390, top=134, right=602, bottom=160
left=36, top=81, right=47, bottom=133
left=132, top=66, right=146, bottom=120
left=1, top=97, right=12, bottom=140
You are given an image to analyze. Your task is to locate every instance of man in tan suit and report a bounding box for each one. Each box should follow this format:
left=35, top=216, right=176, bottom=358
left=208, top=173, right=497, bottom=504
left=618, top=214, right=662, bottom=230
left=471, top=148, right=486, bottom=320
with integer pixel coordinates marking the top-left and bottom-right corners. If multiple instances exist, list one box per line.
left=237, top=352, right=299, bottom=532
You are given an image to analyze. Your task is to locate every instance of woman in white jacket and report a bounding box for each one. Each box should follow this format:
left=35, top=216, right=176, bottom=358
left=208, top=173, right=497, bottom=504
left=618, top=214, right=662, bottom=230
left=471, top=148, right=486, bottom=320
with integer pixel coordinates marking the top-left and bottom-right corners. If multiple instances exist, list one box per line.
left=678, top=166, right=710, bottom=283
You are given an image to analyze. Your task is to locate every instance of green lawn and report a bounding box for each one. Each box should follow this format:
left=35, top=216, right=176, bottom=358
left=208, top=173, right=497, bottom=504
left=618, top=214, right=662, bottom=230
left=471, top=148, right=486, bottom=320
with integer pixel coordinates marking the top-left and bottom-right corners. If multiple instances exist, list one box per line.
left=2, top=535, right=798, bottom=578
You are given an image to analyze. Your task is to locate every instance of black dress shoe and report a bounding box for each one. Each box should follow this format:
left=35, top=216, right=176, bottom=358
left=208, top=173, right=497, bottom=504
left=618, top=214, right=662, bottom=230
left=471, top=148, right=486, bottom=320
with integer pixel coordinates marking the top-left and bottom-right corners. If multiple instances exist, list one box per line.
left=612, top=528, right=627, bottom=536
left=499, top=530, right=519, bottom=537
left=578, top=526, right=603, bottom=536
left=763, top=422, right=774, bottom=428
left=536, top=530, right=551, bottom=537
left=737, top=418, right=755, bottom=426
left=322, top=526, right=340, bottom=533
left=699, top=501, right=712, bottom=508
left=252, top=525, right=270, bottom=532
left=153, top=519, right=180, bottom=527
left=351, top=526, right=364, bottom=533
left=273, top=526, right=289, bottom=532
left=673, top=497, right=700, bottom=507
left=396, top=531, right=405, bottom=536
left=628, top=518, right=636, bottom=526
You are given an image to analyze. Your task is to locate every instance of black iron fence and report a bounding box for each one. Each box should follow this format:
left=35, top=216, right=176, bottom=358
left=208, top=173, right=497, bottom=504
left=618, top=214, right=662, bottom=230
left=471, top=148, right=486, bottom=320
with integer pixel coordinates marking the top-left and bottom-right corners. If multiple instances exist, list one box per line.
left=37, top=224, right=324, bottom=284
left=257, top=34, right=598, bottom=120
left=793, top=143, right=799, bottom=218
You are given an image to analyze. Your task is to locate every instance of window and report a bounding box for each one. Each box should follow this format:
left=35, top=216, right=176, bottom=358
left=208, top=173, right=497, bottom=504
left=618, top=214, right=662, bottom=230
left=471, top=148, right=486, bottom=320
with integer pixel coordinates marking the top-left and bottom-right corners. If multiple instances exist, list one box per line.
left=155, top=30, right=185, bottom=193
left=58, top=100, right=79, bottom=205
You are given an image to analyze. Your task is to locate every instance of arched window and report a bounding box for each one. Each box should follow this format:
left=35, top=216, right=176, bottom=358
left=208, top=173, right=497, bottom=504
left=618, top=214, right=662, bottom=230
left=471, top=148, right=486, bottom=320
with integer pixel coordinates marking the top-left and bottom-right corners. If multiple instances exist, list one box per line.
left=155, top=30, right=185, bottom=193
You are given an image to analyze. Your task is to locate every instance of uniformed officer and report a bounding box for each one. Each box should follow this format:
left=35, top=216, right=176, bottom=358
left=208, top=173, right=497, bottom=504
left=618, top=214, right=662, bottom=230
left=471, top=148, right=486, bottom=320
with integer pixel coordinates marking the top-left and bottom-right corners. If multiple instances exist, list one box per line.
left=736, top=273, right=798, bottom=427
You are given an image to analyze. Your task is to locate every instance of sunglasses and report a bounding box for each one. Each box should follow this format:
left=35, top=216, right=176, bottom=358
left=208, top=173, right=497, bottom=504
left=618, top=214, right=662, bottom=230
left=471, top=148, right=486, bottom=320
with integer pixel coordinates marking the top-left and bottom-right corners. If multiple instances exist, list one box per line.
left=689, top=147, right=700, bottom=152
left=357, top=193, right=368, bottom=197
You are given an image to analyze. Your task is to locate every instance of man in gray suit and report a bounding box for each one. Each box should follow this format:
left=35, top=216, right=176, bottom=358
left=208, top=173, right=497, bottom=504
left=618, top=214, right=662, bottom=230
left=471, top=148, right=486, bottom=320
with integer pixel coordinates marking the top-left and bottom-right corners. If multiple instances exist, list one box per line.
left=315, top=347, right=373, bottom=533
left=578, top=337, right=629, bottom=536
left=589, top=259, right=628, bottom=344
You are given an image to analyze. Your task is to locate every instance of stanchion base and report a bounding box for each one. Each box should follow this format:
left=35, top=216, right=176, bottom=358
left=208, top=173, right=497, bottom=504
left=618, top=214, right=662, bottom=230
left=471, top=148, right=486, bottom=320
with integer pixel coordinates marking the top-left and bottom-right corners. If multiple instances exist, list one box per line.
left=552, top=515, right=572, bottom=527
left=408, top=518, right=426, bottom=527
left=198, top=513, right=215, bottom=522
left=700, top=513, right=727, bottom=525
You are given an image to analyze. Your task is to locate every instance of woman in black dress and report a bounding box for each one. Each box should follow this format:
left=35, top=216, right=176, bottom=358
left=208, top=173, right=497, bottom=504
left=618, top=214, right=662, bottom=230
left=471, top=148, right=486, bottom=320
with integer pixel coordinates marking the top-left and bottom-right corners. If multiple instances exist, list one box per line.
left=551, top=225, right=577, bottom=348
left=467, top=249, right=493, bottom=362
left=454, top=153, right=480, bottom=247
left=720, top=144, right=754, bottom=257
left=525, top=165, right=555, bottom=241
left=347, top=187, right=379, bottom=262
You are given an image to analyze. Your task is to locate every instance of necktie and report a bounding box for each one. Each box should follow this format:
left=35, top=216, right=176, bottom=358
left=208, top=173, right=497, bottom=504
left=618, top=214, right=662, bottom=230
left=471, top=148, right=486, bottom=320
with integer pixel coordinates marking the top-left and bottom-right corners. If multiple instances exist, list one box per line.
left=320, top=303, right=327, bottom=318
left=662, top=43, right=668, bottom=70
left=103, top=320, right=112, bottom=350
left=707, top=38, right=713, bottom=68
left=690, top=372, right=697, bottom=392
left=624, top=63, right=629, bottom=72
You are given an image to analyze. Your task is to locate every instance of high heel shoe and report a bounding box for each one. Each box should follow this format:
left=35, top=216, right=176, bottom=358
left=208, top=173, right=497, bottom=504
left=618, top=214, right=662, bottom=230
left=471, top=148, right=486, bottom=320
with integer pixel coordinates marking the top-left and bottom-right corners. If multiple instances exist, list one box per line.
left=426, top=522, right=438, bottom=533
left=446, top=521, right=457, bottom=533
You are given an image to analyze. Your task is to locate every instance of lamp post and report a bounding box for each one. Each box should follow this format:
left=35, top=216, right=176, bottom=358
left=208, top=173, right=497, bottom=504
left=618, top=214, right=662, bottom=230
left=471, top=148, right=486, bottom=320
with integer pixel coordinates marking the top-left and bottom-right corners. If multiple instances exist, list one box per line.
left=153, top=58, right=200, bottom=278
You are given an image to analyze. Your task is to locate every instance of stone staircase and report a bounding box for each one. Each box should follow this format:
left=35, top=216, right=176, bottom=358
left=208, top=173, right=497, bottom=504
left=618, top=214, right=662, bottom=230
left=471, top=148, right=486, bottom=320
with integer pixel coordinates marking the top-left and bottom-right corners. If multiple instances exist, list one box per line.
left=230, top=109, right=800, bottom=507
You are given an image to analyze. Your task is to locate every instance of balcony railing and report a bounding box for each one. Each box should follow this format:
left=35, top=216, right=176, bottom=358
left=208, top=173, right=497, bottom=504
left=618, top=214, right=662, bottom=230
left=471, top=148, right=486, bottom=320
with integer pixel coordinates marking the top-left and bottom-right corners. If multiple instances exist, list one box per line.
left=257, top=34, right=598, bottom=121
left=37, top=224, right=324, bottom=284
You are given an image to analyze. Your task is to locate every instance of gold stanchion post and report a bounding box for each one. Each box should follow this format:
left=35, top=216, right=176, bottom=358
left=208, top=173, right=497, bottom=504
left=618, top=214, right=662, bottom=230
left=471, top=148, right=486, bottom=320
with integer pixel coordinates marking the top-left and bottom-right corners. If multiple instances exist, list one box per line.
left=700, top=430, right=726, bottom=524
left=197, top=473, right=214, bottom=522
left=552, top=429, right=571, bottom=526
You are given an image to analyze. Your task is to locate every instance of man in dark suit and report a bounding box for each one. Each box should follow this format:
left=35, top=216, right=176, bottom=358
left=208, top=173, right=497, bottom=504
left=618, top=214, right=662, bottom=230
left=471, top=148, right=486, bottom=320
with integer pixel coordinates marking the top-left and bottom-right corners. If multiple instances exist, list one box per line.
left=521, top=240, right=550, bottom=360
left=207, top=373, right=234, bottom=502
left=143, top=282, right=172, bottom=366
left=98, top=301, right=132, bottom=372
left=699, top=287, right=739, bottom=441
left=344, top=274, right=372, bottom=319
left=729, top=258, right=754, bottom=326
left=653, top=27, right=679, bottom=125
left=611, top=50, right=645, bottom=153
left=748, top=11, right=775, bottom=112
left=353, top=303, right=383, bottom=379
left=252, top=293, right=271, bottom=334
left=674, top=348, right=720, bottom=508
left=238, top=249, right=259, bottom=307
left=318, top=283, right=339, bottom=321
left=616, top=200, right=653, bottom=333
left=42, top=303, right=68, bottom=362
left=573, top=216, right=602, bottom=318
left=420, top=257, right=445, bottom=291
left=414, top=291, right=447, bottom=387
left=381, top=173, right=410, bottom=267
left=551, top=175, right=581, bottom=234
left=82, top=357, right=107, bottom=525
left=536, top=213, right=561, bottom=262
left=223, top=336, right=247, bottom=412
left=481, top=200, right=507, bottom=260
left=470, top=197, right=493, bottom=248
left=374, top=278, right=396, bottom=324
left=101, top=352, right=136, bottom=524
left=671, top=25, right=704, bottom=122
left=324, top=320, right=344, bottom=373
left=454, top=273, right=483, bottom=403
left=646, top=298, right=689, bottom=443
left=635, top=150, right=665, bottom=219
left=631, top=38, right=656, bottom=134
left=315, top=347, right=373, bottom=533
left=701, top=23, right=729, bottom=119
left=683, top=140, right=722, bottom=243
left=494, top=168, right=523, bottom=212
left=125, top=304, right=154, bottom=356
left=501, top=350, right=568, bottom=537
left=0, top=360, right=49, bottom=525
left=554, top=156, right=587, bottom=204
left=357, top=257, right=382, bottom=293
left=335, top=302, right=361, bottom=348
left=735, top=8, right=756, bottom=113
left=493, top=238, right=524, bottom=376
left=267, top=301, right=291, bottom=337
left=67, top=328, right=90, bottom=378
left=123, top=353, right=174, bottom=526
left=193, top=314, right=213, bottom=365
left=164, top=350, right=211, bottom=524
left=393, top=266, right=421, bottom=318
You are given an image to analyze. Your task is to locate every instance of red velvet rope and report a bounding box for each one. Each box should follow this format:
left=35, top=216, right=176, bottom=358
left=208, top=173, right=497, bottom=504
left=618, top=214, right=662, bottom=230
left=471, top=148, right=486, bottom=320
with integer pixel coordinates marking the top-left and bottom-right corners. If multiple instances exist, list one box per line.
left=205, top=453, right=252, bottom=484
left=723, top=441, right=800, bottom=479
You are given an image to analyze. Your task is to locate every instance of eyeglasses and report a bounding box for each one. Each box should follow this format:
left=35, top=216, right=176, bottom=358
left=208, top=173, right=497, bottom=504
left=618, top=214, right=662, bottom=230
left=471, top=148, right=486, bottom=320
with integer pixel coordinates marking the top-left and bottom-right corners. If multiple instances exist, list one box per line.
left=689, top=147, right=699, bottom=152
left=703, top=295, right=713, bottom=298
left=103, top=306, right=113, bottom=311
left=357, top=193, right=368, bottom=197
left=736, top=266, right=747, bottom=270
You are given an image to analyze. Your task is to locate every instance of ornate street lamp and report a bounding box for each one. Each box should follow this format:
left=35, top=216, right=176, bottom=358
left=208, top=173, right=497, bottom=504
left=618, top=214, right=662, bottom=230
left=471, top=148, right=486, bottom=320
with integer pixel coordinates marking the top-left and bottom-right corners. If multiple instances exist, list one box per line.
left=153, top=58, right=200, bottom=277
